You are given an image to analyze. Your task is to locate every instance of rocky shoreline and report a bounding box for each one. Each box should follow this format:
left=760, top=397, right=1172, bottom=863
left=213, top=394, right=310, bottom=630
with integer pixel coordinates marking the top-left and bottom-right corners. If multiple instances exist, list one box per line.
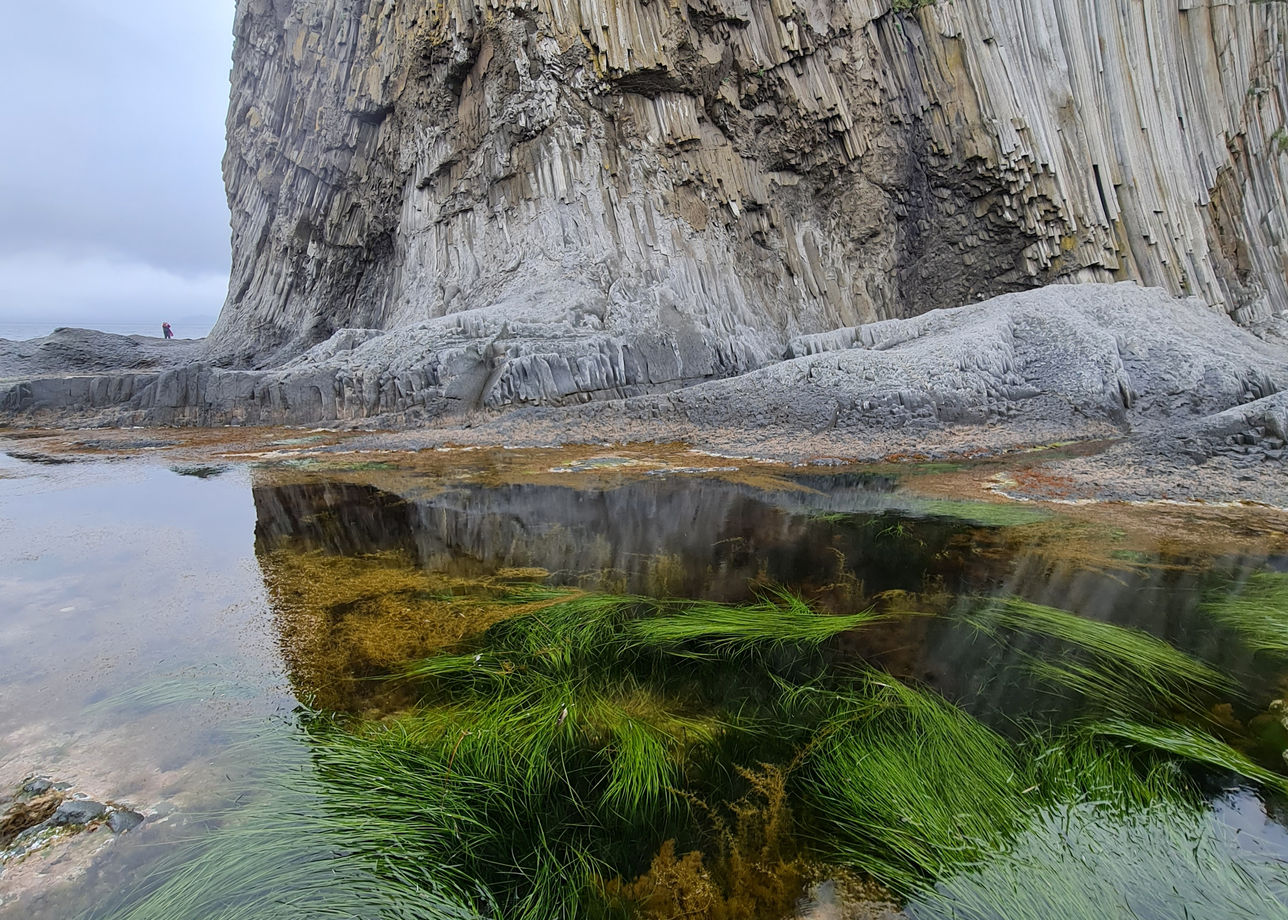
left=2, top=285, right=1286, bottom=508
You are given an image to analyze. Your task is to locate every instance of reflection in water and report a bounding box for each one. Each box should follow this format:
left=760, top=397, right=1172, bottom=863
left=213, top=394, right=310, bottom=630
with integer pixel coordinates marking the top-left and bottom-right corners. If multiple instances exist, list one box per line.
left=252, top=474, right=979, bottom=710
left=237, top=466, right=1288, bottom=917
left=251, top=471, right=1286, bottom=727
left=253, top=472, right=943, bottom=599
left=6, top=454, right=1286, bottom=919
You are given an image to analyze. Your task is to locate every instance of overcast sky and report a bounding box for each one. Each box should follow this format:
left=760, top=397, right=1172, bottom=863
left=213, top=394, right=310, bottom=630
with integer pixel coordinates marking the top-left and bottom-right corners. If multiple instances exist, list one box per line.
left=0, top=2, right=235, bottom=335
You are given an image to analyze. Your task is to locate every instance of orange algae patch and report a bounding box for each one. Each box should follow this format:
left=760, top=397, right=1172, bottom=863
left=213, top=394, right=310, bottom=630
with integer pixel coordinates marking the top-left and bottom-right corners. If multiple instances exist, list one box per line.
left=605, top=764, right=903, bottom=920
left=258, top=548, right=566, bottom=711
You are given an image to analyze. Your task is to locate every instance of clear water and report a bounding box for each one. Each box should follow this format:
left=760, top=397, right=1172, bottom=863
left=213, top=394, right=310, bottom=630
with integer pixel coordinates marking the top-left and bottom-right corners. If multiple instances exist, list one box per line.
left=1, top=448, right=1285, bottom=919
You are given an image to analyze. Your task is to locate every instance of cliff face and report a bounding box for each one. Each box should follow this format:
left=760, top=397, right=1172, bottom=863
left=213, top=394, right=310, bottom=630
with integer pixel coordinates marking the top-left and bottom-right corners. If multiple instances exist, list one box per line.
left=213, top=0, right=1288, bottom=402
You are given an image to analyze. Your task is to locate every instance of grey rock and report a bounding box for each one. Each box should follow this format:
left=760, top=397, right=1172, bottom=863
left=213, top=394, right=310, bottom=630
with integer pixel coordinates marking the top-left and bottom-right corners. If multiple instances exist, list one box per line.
left=3, top=285, right=1285, bottom=446
left=207, top=0, right=1287, bottom=372
left=47, top=799, right=107, bottom=827
left=0, top=328, right=204, bottom=379
left=557, top=284, right=1288, bottom=445
left=0, top=0, right=1285, bottom=454
left=20, top=778, right=52, bottom=796
left=107, top=809, right=145, bottom=833
left=13, top=824, right=49, bottom=846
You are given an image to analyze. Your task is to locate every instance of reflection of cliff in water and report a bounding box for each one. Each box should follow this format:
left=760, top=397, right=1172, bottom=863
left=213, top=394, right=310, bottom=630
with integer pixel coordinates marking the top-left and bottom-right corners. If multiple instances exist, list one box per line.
left=252, top=472, right=985, bottom=599
left=251, top=470, right=1286, bottom=726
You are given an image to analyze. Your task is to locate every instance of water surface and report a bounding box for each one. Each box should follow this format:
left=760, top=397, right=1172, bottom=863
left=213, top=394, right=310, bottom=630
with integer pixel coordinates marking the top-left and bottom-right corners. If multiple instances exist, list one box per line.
left=2, top=449, right=1285, bottom=919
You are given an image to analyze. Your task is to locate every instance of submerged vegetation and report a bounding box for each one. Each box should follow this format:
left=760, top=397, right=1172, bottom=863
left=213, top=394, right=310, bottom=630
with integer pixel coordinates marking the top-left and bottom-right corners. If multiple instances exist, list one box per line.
left=91, top=573, right=1288, bottom=920
left=906, top=497, right=1050, bottom=527
left=909, top=797, right=1288, bottom=920
left=805, top=677, right=1024, bottom=890
left=1204, top=571, right=1288, bottom=659
left=966, top=597, right=1233, bottom=714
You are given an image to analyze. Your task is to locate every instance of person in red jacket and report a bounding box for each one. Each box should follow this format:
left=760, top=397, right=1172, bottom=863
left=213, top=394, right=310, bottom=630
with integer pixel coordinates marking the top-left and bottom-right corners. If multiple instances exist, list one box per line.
left=162, top=322, right=173, bottom=340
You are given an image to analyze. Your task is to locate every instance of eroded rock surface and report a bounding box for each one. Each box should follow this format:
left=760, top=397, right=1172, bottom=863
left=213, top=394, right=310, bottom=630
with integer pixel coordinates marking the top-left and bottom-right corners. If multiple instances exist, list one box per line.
left=0, top=330, right=203, bottom=379
left=213, top=0, right=1288, bottom=377
left=3, top=286, right=1285, bottom=476
left=2, top=1, right=1287, bottom=463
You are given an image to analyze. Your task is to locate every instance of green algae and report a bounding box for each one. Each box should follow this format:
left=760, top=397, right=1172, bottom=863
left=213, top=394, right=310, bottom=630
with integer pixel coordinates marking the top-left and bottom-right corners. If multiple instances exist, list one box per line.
left=1204, top=571, right=1288, bottom=659
left=95, top=575, right=1288, bottom=920
left=966, top=597, right=1233, bottom=714
left=906, top=498, right=1050, bottom=527
left=80, top=462, right=1288, bottom=920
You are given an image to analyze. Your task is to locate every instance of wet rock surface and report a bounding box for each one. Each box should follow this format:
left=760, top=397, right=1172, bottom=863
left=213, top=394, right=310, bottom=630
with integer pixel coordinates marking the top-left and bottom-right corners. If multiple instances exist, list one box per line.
left=46, top=800, right=107, bottom=828
left=1, top=778, right=146, bottom=860
left=106, top=810, right=145, bottom=834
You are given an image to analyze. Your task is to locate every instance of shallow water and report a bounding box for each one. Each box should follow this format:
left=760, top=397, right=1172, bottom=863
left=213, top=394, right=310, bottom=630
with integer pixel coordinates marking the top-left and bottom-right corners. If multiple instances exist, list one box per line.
left=1, top=449, right=1286, bottom=918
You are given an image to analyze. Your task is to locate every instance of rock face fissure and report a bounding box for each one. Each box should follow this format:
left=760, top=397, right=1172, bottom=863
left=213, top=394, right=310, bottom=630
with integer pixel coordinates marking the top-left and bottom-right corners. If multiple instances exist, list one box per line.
left=213, top=0, right=1287, bottom=389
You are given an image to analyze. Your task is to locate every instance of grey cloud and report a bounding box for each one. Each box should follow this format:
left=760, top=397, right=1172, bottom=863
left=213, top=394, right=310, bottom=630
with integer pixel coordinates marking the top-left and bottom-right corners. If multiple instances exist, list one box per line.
left=0, top=253, right=226, bottom=325
left=0, top=1, right=234, bottom=313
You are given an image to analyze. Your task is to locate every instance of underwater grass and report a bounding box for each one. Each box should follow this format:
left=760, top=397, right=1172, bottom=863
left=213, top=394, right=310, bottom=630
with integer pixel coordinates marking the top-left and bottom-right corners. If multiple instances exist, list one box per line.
left=1088, top=719, right=1288, bottom=796
left=99, top=709, right=654, bottom=920
left=1021, top=656, right=1214, bottom=720
left=907, top=498, right=1050, bottom=527
left=376, top=588, right=890, bottom=912
left=402, top=587, right=882, bottom=681
left=969, top=597, right=1233, bottom=712
left=627, top=588, right=881, bottom=652
left=907, top=797, right=1288, bottom=920
left=1204, top=571, right=1288, bottom=658
left=396, top=590, right=1285, bottom=900
left=801, top=677, right=1288, bottom=897
left=308, top=715, right=618, bottom=920
left=83, top=672, right=261, bottom=716
left=802, top=676, right=1025, bottom=892
left=398, top=592, right=651, bottom=681
left=80, top=727, right=487, bottom=920
left=1016, top=731, right=1190, bottom=810
left=93, top=578, right=1288, bottom=920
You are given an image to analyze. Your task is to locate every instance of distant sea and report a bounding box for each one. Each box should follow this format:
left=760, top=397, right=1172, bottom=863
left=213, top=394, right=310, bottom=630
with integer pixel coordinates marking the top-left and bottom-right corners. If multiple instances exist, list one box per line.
left=0, top=318, right=217, bottom=341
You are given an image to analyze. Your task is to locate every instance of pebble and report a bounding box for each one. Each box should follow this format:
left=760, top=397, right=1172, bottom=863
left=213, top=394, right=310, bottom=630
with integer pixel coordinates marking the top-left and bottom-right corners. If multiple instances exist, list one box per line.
left=107, top=809, right=145, bottom=833
left=47, top=799, right=107, bottom=827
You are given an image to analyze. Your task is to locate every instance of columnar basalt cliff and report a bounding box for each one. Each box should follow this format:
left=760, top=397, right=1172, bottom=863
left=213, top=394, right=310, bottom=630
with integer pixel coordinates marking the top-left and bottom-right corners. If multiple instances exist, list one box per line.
left=213, top=0, right=1287, bottom=389
left=2, top=0, right=1287, bottom=458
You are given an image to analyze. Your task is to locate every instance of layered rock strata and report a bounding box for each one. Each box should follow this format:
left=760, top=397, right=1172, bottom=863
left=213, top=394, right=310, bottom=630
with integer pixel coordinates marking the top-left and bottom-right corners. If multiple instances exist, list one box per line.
left=491, top=282, right=1288, bottom=449
left=213, top=0, right=1288, bottom=394
left=4, top=286, right=1286, bottom=469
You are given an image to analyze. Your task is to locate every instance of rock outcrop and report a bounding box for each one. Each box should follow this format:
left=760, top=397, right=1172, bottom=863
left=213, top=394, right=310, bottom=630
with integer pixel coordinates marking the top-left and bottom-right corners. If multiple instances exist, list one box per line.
left=2, top=1, right=1287, bottom=456
left=488, top=282, right=1288, bottom=448
left=4, top=285, right=1286, bottom=464
left=213, top=0, right=1288, bottom=389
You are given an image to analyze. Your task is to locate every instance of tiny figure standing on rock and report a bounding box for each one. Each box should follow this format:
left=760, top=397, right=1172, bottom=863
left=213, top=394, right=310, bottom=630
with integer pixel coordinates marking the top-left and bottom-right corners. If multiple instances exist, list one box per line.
left=162, top=322, right=173, bottom=340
